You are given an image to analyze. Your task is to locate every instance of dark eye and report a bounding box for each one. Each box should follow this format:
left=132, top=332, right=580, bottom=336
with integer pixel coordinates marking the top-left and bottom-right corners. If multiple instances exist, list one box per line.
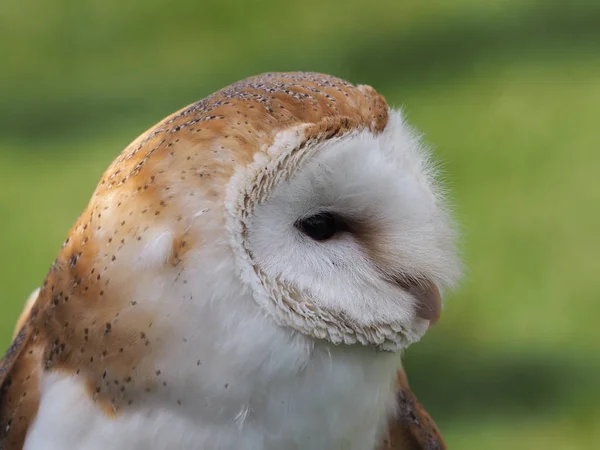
left=295, top=212, right=344, bottom=241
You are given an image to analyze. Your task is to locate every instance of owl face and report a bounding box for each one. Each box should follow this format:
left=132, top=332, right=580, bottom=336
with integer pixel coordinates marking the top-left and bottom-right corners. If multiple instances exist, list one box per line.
left=227, top=111, right=460, bottom=351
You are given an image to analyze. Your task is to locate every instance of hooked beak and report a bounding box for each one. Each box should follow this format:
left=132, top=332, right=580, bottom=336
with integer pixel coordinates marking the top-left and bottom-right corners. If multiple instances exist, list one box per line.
left=391, top=276, right=442, bottom=328
left=411, top=280, right=442, bottom=328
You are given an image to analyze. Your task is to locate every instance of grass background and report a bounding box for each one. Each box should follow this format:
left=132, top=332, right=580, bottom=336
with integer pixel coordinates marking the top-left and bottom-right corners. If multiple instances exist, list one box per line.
left=1, top=0, right=599, bottom=448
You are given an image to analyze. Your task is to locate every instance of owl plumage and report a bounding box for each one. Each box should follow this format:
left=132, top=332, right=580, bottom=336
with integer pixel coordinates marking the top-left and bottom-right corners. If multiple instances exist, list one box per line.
left=0, top=72, right=459, bottom=449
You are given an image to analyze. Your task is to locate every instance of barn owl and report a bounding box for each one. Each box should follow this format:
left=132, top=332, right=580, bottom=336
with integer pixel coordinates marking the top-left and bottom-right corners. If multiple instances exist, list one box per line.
left=0, top=72, right=460, bottom=449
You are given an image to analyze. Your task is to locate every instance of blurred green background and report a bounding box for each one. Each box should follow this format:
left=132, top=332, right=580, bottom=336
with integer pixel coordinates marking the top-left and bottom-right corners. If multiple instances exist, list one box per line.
left=1, top=0, right=599, bottom=448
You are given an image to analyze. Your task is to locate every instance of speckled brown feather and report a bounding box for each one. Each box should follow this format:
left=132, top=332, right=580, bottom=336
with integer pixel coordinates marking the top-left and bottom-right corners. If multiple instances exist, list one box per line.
left=0, top=72, right=442, bottom=449
left=379, top=369, right=447, bottom=450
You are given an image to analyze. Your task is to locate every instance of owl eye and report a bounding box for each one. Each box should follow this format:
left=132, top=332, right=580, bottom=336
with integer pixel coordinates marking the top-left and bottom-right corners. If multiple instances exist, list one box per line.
left=295, top=212, right=344, bottom=241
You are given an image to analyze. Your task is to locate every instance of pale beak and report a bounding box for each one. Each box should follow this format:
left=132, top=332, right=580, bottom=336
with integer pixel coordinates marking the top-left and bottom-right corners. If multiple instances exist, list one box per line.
left=411, top=280, right=442, bottom=327
left=390, top=276, right=442, bottom=328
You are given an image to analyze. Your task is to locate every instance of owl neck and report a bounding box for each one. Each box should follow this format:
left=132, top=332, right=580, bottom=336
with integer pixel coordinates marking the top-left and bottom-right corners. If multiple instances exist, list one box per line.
left=31, top=246, right=401, bottom=449
left=153, top=298, right=400, bottom=448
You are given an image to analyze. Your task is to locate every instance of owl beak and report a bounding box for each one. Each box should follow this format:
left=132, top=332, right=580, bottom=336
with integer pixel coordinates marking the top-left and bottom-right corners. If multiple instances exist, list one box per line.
left=387, top=275, right=443, bottom=328
left=412, top=280, right=442, bottom=328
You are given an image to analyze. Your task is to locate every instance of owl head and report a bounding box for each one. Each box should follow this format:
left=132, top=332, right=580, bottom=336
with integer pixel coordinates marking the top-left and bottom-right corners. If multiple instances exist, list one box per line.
left=221, top=73, right=461, bottom=351
left=42, top=72, right=460, bottom=360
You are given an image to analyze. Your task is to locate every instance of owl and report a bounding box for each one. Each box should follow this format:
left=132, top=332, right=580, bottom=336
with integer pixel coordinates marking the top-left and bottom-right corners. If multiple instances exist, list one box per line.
left=0, top=72, right=460, bottom=449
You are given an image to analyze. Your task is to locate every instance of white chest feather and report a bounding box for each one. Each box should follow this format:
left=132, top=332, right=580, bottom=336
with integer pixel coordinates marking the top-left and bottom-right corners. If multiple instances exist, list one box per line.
left=24, top=251, right=400, bottom=450
left=25, top=347, right=398, bottom=450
